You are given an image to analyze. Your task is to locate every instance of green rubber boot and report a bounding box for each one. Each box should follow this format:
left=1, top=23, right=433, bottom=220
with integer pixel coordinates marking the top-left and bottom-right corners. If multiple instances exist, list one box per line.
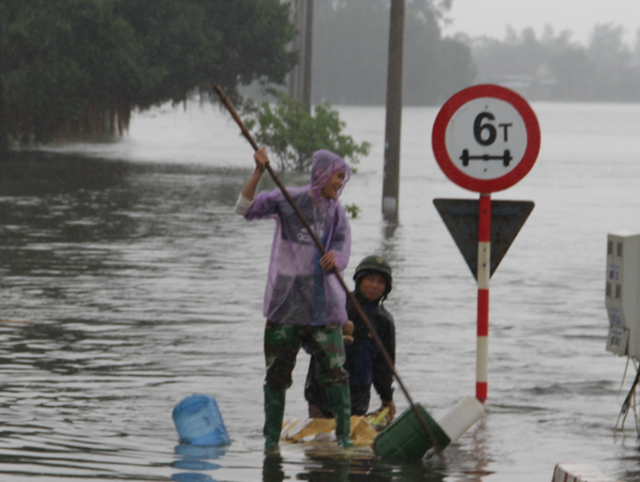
left=326, top=384, right=353, bottom=448
left=264, top=385, right=286, bottom=454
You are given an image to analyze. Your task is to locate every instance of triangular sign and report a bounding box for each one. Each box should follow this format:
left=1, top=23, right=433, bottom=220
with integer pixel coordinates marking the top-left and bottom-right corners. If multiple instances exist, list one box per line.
left=433, top=199, right=535, bottom=280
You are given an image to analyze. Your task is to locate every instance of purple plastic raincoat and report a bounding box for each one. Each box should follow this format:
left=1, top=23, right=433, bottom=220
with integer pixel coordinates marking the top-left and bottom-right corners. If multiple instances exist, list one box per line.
left=245, top=150, right=351, bottom=326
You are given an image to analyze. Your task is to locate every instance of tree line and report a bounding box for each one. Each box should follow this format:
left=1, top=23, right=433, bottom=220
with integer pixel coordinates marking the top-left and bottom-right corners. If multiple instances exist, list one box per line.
left=311, top=0, right=475, bottom=106
left=0, top=0, right=297, bottom=147
left=1, top=0, right=475, bottom=147
left=3, top=1, right=636, bottom=149
left=310, top=1, right=640, bottom=104
left=461, top=23, right=640, bottom=102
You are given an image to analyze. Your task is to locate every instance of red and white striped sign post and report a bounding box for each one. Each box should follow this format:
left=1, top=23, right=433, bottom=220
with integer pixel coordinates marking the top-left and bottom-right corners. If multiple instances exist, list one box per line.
left=476, top=193, right=491, bottom=401
left=432, top=84, right=540, bottom=402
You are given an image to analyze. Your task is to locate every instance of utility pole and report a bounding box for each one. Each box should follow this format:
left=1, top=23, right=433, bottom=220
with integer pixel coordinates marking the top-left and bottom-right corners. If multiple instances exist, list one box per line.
left=288, top=0, right=314, bottom=113
left=382, top=0, right=405, bottom=222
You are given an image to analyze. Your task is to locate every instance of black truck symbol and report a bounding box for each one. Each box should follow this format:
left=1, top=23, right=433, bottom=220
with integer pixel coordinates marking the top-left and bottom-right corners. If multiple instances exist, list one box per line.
left=460, top=149, right=512, bottom=167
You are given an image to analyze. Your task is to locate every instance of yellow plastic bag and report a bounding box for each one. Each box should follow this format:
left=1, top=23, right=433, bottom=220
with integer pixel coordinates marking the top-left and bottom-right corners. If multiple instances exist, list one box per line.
left=281, top=416, right=378, bottom=446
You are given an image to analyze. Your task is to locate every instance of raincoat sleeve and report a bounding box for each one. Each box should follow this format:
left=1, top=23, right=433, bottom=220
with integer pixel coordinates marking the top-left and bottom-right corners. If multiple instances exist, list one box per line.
left=327, top=204, right=351, bottom=271
left=318, top=203, right=351, bottom=326
left=243, top=189, right=282, bottom=221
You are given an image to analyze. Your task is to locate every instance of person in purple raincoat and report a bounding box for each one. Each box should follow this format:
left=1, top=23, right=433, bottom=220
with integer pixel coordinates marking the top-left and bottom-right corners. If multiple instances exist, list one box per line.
left=235, top=147, right=353, bottom=452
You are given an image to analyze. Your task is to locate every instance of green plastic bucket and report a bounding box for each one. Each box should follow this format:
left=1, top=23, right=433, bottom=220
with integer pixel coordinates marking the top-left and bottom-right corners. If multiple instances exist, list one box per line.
left=373, top=404, right=451, bottom=460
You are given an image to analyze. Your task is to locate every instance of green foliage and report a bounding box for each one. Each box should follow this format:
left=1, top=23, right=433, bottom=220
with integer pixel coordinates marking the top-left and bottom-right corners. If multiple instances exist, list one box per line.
left=245, top=93, right=370, bottom=172
left=343, top=203, right=361, bottom=219
left=0, top=0, right=297, bottom=146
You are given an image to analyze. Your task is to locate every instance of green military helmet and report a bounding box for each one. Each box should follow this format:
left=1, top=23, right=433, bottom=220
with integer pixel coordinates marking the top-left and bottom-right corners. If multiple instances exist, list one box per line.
left=353, top=255, right=392, bottom=296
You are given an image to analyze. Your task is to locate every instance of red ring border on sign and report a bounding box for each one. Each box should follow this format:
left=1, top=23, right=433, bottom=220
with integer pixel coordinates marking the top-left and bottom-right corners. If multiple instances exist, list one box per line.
left=432, top=84, right=541, bottom=193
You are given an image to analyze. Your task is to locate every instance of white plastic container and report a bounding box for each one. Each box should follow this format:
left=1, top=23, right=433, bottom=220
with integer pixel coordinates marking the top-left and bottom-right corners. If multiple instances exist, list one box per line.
left=437, top=395, right=485, bottom=442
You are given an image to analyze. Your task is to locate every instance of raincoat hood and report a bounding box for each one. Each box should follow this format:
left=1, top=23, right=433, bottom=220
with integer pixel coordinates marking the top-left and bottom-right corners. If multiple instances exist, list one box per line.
left=310, top=150, right=351, bottom=200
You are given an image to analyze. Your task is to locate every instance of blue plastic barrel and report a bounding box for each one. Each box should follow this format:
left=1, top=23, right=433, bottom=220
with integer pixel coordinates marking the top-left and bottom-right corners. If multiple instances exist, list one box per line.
left=172, top=394, right=231, bottom=446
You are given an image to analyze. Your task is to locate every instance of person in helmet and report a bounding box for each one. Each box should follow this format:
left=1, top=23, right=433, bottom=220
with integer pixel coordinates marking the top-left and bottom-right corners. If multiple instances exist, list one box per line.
left=304, top=255, right=396, bottom=422
left=235, top=147, right=353, bottom=452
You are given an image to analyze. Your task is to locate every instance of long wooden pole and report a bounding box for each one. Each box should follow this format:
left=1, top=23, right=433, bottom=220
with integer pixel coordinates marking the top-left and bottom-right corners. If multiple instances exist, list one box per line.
left=214, top=84, right=444, bottom=459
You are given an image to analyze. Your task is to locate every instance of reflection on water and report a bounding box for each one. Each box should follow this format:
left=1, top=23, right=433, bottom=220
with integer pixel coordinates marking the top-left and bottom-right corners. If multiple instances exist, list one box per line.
left=1, top=101, right=640, bottom=481
left=172, top=444, right=225, bottom=480
left=1, top=151, right=259, bottom=481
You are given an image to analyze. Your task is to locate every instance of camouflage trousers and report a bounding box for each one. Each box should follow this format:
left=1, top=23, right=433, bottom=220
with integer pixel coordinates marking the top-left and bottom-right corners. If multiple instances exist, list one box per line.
left=264, top=321, right=349, bottom=391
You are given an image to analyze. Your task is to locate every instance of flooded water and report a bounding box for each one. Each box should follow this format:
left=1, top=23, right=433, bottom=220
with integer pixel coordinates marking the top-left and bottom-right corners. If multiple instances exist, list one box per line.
left=1, top=100, right=640, bottom=481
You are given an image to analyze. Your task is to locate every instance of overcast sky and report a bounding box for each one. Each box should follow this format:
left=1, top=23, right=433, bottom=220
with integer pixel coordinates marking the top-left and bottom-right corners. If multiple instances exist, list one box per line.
left=444, top=0, right=640, bottom=47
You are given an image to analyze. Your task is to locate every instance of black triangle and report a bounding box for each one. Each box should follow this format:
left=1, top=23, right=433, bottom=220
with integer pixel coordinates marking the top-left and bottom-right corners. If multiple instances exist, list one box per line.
left=433, top=199, right=535, bottom=280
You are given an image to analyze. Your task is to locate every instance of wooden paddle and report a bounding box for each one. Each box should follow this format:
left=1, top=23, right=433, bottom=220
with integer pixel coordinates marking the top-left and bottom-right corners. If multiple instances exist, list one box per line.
left=214, top=84, right=445, bottom=460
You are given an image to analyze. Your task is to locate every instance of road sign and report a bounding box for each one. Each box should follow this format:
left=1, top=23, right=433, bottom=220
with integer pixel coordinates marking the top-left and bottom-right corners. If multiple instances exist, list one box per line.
left=433, top=199, right=535, bottom=280
left=432, top=84, right=540, bottom=193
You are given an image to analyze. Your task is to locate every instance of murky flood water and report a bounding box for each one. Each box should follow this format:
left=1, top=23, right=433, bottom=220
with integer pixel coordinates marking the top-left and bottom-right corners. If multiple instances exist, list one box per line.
left=1, top=101, right=640, bottom=481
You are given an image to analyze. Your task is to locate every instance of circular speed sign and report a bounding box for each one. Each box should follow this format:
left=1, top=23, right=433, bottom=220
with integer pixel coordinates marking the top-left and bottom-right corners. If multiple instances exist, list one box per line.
left=432, top=84, right=540, bottom=193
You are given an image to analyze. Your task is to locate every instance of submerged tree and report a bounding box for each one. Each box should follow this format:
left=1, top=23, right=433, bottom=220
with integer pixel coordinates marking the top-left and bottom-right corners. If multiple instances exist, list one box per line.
left=245, top=93, right=370, bottom=172
left=0, top=0, right=297, bottom=146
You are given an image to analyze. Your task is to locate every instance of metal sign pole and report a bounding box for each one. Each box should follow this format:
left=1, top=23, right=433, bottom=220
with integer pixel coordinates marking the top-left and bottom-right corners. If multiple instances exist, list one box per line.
left=476, top=193, right=491, bottom=402
left=432, top=85, right=540, bottom=403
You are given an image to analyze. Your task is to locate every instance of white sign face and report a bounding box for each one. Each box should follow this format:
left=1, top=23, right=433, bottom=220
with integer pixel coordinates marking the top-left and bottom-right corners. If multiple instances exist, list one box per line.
left=432, top=84, right=540, bottom=193
left=445, top=98, right=527, bottom=180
